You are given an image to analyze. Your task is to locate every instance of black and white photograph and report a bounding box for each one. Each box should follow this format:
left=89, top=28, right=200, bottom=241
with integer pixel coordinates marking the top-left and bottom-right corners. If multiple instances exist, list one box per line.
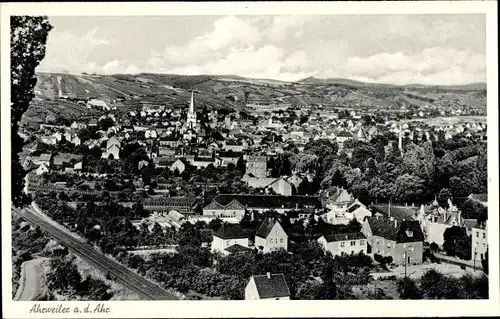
left=1, top=1, right=499, bottom=318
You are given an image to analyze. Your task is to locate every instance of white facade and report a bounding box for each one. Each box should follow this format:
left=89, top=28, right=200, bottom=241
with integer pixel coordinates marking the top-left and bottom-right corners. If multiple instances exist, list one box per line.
left=255, top=222, right=288, bottom=254
left=317, top=236, right=367, bottom=257
left=244, top=277, right=290, bottom=300
left=211, top=236, right=249, bottom=255
left=472, top=223, right=488, bottom=262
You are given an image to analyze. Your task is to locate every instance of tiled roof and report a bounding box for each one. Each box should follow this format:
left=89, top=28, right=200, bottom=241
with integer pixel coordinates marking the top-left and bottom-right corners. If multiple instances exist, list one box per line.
left=366, top=217, right=424, bottom=243
left=371, top=204, right=419, bottom=221
left=143, top=197, right=197, bottom=207
left=224, top=244, right=252, bottom=254
left=323, top=232, right=366, bottom=242
left=214, top=223, right=248, bottom=240
left=211, top=194, right=323, bottom=210
left=255, top=218, right=280, bottom=238
left=252, top=273, right=290, bottom=299
left=217, top=151, right=242, bottom=158
left=337, top=131, right=353, bottom=138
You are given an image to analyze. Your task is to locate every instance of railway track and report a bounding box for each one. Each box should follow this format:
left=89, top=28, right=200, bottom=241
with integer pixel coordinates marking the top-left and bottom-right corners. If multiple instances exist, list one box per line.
left=13, top=206, right=178, bottom=300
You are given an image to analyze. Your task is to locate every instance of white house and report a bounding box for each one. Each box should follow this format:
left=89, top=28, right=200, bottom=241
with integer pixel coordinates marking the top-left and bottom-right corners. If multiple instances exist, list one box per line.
left=211, top=223, right=250, bottom=255
left=254, top=218, right=288, bottom=253
left=36, top=163, right=49, bottom=175
left=472, top=221, right=488, bottom=262
left=317, top=232, right=367, bottom=257
left=245, top=273, right=291, bottom=300
left=72, top=136, right=81, bottom=146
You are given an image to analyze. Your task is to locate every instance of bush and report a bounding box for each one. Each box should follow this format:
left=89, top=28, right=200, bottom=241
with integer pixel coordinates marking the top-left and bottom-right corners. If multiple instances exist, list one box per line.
left=382, top=256, right=393, bottom=265
left=430, top=242, right=439, bottom=252
left=397, top=277, right=422, bottom=299
left=374, top=254, right=383, bottom=263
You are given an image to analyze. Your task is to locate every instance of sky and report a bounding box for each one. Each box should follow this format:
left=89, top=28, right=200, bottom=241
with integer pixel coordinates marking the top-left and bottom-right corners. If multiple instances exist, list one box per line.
left=37, top=15, right=486, bottom=85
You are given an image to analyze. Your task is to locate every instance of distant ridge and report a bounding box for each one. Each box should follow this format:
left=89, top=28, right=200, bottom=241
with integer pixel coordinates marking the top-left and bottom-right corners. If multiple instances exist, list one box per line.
left=297, top=76, right=486, bottom=91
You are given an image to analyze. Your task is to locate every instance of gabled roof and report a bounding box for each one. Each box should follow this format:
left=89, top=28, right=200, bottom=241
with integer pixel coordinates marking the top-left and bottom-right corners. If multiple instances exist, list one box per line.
left=371, top=204, right=419, bottom=221
left=255, top=218, right=286, bottom=238
left=251, top=273, right=290, bottom=299
left=365, top=217, right=424, bottom=243
left=214, top=223, right=248, bottom=240
left=210, top=194, right=323, bottom=210
left=337, top=131, right=353, bottom=138
left=323, top=232, right=366, bottom=242
left=39, top=153, right=52, bottom=161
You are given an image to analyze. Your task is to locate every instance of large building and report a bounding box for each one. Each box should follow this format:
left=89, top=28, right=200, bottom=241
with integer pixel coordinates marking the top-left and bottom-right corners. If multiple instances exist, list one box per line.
left=203, top=194, right=324, bottom=219
left=142, top=196, right=198, bottom=214
left=182, top=91, right=199, bottom=140
left=245, top=155, right=268, bottom=178
left=418, top=199, right=464, bottom=247
left=211, top=223, right=250, bottom=255
left=361, top=216, right=424, bottom=266
left=472, top=220, right=488, bottom=262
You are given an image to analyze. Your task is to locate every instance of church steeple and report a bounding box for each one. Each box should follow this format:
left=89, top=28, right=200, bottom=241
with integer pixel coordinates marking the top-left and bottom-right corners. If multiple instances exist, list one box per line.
left=189, top=91, right=195, bottom=114
left=398, top=124, right=403, bottom=153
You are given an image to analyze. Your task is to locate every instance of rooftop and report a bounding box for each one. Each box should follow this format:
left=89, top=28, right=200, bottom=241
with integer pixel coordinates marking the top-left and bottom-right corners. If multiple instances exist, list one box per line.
left=214, top=223, right=248, bottom=240
left=365, top=217, right=424, bottom=243
left=251, top=273, right=291, bottom=299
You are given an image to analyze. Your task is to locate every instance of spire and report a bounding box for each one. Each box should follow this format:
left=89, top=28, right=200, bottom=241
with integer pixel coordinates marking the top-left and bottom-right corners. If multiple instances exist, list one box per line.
left=398, top=124, right=403, bottom=153
left=189, top=91, right=195, bottom=114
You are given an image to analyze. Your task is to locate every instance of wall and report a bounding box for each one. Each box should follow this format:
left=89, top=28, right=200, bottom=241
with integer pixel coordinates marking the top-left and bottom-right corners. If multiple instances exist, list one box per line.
left=256, top=223, right=288, bottom=253
left=244, top=278, right=260, bottom=300
left=211, top=236, right=249, bottom=254
left=319, top=237, right=366, bottom=257
left=472, top=227, right=487, bottom=261
left=203, top=208, right=246, bottom=220
left=426, top=222, right=451, bottom=247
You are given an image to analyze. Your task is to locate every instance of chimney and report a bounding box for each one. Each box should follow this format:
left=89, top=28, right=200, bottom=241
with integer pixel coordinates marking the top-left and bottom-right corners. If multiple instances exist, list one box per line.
left=266, top=272, right=271, bottom=279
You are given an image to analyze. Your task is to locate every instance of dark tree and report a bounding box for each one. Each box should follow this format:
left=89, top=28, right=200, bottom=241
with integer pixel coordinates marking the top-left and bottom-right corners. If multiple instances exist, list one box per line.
left=11, top=16, right=52, bottom=207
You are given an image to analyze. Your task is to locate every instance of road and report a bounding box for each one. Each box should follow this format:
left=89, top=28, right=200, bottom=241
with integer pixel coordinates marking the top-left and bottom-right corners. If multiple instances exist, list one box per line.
left=13, top=206, right=179, bottom=300
left=14, top=258, right=48, bottom=301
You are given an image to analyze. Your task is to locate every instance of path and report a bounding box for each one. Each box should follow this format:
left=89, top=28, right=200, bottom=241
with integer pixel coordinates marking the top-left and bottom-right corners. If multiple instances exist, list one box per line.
left=14, top=258, right=48, bottom=301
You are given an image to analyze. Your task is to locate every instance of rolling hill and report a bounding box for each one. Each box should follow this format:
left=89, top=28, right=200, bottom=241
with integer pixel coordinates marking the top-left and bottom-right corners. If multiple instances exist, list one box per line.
left=23, top=72, right=486, bottom=128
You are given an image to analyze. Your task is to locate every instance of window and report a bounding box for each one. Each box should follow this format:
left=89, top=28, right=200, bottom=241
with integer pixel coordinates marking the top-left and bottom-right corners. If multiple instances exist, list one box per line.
left=280, top=238, right=283, bottom=243
left=340, top=242, right=345, bottom=248
left=387, top=242, right=391, bottom=248
left=375, top=239, right=379, bottom=244
left=350, top=241, right=356, bottom=246
left=483, top=233, right=486, bottom=239
left=409, top=246, right=414, bottom=252
left=476, top=231, right=479, bottom=238
left=226, top=240, right=229, bottom=245
left=360, top=240, right=365, bottom=245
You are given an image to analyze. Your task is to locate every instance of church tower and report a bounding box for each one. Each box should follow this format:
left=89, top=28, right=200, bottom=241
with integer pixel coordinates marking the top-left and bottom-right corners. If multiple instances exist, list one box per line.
left=398, top=124, right=403, bottom=154
left=185, top=91, right=198, bottom=131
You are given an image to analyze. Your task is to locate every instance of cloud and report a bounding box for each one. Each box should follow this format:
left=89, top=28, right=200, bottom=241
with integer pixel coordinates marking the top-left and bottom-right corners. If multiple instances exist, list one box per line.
left=267, top=16, right=312, bottom=42
left=37, top=15, right=486, bottom=85
left=38, top=27, right=111, bottom=74
left=160, top=16, right=261, bottom=65
left=343, top=47, right=486, bottom=85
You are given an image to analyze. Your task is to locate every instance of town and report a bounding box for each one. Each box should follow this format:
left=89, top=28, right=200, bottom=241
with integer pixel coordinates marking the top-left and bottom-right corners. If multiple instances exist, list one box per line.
left=10, top=15, right=489, bottom=302
left=13, top=75, right=488, bottom=301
